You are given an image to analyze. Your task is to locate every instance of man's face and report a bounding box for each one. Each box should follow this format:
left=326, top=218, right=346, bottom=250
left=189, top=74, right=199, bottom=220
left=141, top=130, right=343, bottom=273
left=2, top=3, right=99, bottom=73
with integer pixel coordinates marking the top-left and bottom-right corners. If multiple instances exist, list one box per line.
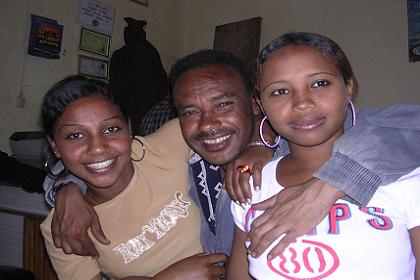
left=173, top=64, right=254, bottom=166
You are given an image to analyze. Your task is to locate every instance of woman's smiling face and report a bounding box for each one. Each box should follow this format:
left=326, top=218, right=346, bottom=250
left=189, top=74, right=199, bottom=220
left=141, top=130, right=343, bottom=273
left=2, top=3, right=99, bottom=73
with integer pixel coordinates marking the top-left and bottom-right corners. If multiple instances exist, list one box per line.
left=48, top=95, right=133, bottom=193
left=258, top=45, right=354, bottom=148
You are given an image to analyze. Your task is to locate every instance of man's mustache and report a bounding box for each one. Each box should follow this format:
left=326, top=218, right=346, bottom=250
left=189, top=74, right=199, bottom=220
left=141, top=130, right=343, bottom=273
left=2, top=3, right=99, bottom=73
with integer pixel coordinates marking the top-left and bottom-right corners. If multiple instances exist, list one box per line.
left=195, top=127, right=234, bottom=141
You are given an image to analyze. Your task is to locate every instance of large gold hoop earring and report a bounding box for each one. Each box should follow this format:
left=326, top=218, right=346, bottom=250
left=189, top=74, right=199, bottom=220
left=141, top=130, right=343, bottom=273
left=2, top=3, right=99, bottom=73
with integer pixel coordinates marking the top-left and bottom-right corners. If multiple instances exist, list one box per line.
left=131, top=137, right=146, bottom=162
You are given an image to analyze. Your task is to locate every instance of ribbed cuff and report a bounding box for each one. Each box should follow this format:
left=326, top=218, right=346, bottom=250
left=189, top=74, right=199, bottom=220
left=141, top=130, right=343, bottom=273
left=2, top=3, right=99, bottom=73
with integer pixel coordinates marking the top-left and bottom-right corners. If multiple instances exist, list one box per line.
left=314, top=152, right=381, bottom=206
left=47, top=179, right=87, bottom=207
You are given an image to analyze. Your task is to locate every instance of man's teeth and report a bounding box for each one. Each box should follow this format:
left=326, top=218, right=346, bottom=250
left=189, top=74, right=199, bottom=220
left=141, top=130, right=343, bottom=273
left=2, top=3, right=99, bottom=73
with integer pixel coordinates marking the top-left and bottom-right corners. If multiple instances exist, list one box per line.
left=87, top=159, right=115, bottom=170
left=203, top=135, right=231, bottom=144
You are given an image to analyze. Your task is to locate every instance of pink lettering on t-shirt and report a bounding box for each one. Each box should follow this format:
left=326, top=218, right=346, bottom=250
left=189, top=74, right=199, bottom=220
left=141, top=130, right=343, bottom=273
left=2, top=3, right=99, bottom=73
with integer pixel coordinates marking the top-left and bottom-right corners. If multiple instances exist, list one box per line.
left=360, top=207, right=393, bottom=230
left=268, top=240, right=339, bottom=279
left=328, top=203, right=351, bottom=234
left=245, top=207, right=256, bottom=233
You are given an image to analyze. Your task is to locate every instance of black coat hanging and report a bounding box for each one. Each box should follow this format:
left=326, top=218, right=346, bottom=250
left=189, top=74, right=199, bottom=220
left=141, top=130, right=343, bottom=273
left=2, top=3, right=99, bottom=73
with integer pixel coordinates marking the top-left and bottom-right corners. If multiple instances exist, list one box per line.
left=109, top=18, right=168, bottom=135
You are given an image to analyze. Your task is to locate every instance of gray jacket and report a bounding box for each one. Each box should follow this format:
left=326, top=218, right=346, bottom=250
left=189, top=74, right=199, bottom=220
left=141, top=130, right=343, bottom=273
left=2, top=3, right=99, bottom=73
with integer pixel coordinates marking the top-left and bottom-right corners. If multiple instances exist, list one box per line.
left=315, top=104, right=420, bottom=205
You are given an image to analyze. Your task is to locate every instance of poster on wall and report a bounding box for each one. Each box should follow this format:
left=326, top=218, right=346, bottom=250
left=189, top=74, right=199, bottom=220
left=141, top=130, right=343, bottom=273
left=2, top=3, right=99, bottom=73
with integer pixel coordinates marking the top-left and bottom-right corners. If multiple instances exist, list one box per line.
left=28, top=15, right=63, bottom=59
left=408, top=0, right=420, bottom=62
left=78, top=0, right=115, bottom=35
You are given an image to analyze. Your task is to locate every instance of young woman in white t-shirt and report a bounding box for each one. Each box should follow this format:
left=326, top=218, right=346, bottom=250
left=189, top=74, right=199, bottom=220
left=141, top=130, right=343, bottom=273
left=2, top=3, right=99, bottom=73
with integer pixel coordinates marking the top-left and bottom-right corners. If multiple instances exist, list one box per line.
left=227, top=32, right=420, bottom=280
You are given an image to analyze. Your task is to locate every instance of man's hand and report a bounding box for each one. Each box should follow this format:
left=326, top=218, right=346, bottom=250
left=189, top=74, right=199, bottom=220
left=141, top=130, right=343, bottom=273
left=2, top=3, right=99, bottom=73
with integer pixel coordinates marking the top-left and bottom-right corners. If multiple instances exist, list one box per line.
left=152, top=252, right=227, bottom=280
left=247, top=178, right=344, bottom=259
left=52, top=184, right=109, bottom=257
left=224, top=146, right=273, bottom=205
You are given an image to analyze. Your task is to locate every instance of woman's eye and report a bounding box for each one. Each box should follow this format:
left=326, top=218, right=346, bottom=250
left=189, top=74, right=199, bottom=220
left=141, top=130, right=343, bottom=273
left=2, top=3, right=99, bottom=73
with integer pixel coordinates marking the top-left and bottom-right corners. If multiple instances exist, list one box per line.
left=312, top=80, right=329, bottom=88
left=66, top=133, right=83, bottom=140
left=104, top=126, right=121, bottom=134
left=272, top=88, right=290, bottom=96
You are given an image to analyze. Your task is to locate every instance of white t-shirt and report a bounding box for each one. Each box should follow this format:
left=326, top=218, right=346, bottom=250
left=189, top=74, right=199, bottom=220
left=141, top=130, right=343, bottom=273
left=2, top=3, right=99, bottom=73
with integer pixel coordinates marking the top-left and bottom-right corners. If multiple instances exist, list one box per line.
left=232, top=157, right=420, bottom=280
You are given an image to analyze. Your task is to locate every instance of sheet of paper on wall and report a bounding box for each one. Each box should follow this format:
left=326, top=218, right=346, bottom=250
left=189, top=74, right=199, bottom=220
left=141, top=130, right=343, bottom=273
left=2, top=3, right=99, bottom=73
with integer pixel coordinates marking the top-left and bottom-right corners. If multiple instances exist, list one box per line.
left=408, top=0, right=420, bottom=62
left=78, top=0, right=115, bottom=36
left=27, top=15, right=63, bottom=59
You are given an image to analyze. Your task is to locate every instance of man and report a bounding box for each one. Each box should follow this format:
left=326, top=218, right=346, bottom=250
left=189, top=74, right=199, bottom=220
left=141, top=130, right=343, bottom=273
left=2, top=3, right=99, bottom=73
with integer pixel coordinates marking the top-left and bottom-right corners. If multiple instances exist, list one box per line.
left=169, top=50, right=266, bottom=255
left=44, top=50, right=420, bottom=259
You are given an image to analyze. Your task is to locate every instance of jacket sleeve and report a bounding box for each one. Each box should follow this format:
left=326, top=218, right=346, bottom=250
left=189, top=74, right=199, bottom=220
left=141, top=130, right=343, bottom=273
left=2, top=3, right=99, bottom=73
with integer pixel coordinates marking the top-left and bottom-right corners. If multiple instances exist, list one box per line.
left=314, top=104, right=420, bottom=206
left=0, top=150, right=45, bottom=193
left=43, top=160, right=87, bottom=207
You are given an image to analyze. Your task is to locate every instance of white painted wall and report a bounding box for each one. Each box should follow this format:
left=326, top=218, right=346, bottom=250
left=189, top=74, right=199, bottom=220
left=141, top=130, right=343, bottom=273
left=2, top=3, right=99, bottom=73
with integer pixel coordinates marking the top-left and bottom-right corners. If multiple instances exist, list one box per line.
left=1, top=0, right=419, bottom=152
left=0, top=0, right=185, bottom=153
left=182, top=0, right=420, bottom=108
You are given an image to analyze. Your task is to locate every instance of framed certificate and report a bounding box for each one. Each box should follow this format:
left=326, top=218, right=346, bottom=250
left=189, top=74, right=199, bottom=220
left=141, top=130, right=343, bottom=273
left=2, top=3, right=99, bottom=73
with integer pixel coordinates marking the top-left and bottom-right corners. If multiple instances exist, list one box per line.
left=78, top=55, right=108, bottom=79
left=79, top=28, right=110, bottom=57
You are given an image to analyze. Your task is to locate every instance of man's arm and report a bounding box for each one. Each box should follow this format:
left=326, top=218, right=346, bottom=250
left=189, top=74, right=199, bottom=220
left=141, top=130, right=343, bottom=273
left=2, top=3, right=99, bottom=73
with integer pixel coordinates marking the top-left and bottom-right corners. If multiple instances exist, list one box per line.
left=43, top=161, right=108, bottom=256
left=249, top=104, right=420, bottom=258
left=43, top=160, right=87, bottom=207
left=316, top=104, right=420, bottom=206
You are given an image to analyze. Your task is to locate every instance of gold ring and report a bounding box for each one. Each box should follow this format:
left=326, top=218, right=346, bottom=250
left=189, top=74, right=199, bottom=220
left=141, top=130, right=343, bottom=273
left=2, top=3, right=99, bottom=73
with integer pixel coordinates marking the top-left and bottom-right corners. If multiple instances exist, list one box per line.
left=237, top=165, right=252, bottom=175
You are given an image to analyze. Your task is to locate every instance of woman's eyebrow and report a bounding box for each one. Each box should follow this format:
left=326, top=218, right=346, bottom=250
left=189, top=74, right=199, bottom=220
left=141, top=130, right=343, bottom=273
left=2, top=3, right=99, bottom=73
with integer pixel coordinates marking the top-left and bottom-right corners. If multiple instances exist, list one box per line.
left=261, top=72, right=337, bottom=92
left=308, top=71, right=336, bottom=77
left=261, top=80, right=286, bottom=92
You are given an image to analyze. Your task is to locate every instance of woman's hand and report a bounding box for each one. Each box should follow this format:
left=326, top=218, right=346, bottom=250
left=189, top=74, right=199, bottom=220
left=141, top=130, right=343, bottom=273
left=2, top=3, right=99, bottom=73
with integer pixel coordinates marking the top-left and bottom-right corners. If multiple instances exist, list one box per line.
left=224, top=145, right=274, bottom=205
left=153, top=252, right=227, bottom=280
left=247, top=178, right=343, bottom=259
left=52, top=184, right=109, bottom=257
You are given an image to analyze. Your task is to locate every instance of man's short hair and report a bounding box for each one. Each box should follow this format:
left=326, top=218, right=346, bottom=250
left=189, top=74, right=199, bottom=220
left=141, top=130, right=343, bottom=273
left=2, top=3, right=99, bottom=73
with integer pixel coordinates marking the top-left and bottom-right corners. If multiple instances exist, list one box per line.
left=169, top=49, right=252, bottom=96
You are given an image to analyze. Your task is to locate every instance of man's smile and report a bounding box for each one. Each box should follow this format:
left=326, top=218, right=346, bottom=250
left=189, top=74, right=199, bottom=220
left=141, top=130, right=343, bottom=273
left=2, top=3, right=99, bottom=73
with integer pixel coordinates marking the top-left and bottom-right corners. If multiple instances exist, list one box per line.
left=202, top=134, right=232, bottom=145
